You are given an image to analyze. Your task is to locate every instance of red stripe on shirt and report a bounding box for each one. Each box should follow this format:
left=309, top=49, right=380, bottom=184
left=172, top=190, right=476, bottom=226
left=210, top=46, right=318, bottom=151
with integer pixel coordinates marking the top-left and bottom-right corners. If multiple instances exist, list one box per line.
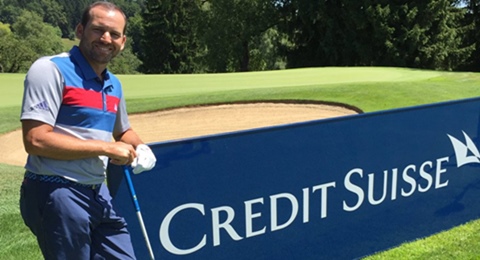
left=63, top=86, right=103, bottom=109
left=106, top=95, right=120, bottom=113
left=63, top=86, right=120, bottom=113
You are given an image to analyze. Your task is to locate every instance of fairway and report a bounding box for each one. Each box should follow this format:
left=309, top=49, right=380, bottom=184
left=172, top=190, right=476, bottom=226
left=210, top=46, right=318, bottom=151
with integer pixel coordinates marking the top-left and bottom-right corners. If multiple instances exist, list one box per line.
left=0, top=67, right=444, bottom=108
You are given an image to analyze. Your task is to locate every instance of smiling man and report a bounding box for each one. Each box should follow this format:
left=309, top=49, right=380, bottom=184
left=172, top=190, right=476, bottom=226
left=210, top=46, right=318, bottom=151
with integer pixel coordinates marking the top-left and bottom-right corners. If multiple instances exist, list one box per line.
left=19, top=2, right=156, bottom=259
left=77, top=2, right=127, bottom=76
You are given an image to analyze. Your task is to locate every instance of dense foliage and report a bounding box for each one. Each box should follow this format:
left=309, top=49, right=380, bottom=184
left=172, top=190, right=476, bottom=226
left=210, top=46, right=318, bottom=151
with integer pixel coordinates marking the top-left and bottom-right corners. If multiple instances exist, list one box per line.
left=140, top=0, right=202, bottom=73
left=0, top=0, right=479, bottom=73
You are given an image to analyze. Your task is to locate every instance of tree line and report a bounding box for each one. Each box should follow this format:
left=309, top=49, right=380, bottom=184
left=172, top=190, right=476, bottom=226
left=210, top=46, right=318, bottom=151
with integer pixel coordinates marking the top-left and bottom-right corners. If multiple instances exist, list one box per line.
left=1, top=0, right=479, bottom=74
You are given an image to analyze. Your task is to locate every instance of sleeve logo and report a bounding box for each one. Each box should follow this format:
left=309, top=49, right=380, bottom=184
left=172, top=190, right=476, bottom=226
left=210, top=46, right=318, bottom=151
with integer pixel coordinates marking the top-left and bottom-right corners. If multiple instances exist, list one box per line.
left=29, top=100, right=49, bottom=111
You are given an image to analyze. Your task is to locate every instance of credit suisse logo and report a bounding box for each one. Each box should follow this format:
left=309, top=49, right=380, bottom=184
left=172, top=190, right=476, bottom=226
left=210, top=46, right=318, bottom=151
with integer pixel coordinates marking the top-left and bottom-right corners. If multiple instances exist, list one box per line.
left=448, top=131, right=480, bottom=168
left=157, top=130, right=478, bottom=256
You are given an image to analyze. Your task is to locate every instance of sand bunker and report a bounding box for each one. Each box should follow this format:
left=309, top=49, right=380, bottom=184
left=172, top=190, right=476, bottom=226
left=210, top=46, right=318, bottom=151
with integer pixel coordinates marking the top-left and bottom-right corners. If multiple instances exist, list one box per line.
left=0, top=102, right=359, bottom=166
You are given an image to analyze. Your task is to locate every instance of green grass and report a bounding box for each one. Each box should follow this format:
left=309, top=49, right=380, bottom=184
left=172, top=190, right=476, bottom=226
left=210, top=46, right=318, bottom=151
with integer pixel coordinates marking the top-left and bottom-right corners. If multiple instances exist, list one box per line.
left=61, top=38, right=79, bottom=52
left=0, top=164, right=42, bottom=259
left=366, top=219, right=480, bottom=259
left=1, top=67, right=444, bottom=108
left=118, top=67, right=443, bottom=98
left=2, top=67, right=480, bottom=259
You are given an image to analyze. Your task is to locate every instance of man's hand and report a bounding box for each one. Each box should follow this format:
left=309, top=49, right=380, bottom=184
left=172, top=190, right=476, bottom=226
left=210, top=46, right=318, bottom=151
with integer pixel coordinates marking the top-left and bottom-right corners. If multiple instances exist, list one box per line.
left=108, top=142, right=137, bottom=165
left=131, top=144, right=156, bottom=174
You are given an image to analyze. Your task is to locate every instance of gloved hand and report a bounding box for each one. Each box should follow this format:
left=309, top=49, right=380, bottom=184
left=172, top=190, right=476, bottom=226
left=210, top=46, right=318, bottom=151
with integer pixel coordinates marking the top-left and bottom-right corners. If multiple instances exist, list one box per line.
left=131, top=144, right=156, bottom=174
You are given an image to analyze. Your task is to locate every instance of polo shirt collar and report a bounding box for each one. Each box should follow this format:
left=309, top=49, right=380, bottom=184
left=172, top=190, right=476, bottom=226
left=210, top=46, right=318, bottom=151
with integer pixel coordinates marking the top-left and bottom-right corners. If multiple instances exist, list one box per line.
left=70, top=46, right=110, bottom=81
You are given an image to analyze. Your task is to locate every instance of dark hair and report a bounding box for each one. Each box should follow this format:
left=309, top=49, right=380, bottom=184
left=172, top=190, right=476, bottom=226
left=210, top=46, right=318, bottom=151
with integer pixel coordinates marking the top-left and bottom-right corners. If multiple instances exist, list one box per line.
left=80, top=1, right=127, bottom=34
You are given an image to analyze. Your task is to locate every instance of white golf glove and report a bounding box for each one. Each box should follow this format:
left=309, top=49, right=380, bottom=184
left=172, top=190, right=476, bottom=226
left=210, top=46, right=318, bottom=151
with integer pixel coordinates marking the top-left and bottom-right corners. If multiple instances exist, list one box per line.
left=131, top=144, right=156, bottom=174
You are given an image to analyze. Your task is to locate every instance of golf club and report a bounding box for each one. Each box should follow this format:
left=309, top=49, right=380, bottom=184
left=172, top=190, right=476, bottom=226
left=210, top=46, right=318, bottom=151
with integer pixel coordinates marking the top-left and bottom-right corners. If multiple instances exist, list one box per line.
left=123, top=165, right=155, bottom=260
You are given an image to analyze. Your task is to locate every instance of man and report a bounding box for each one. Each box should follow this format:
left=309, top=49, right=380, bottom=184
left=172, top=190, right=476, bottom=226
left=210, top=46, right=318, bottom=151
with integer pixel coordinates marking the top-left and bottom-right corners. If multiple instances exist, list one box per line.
left=19, top=2, right=156, bottom=259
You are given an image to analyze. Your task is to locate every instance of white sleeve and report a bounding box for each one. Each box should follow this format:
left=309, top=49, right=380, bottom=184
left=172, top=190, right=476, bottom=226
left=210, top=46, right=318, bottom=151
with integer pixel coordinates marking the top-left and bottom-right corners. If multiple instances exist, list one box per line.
left=20, top=57, right=64, bottom=126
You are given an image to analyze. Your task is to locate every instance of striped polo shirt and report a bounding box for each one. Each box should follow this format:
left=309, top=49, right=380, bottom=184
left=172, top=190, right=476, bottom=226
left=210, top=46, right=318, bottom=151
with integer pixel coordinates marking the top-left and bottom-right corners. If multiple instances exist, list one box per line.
left=20, top=46, right=131, bottom=185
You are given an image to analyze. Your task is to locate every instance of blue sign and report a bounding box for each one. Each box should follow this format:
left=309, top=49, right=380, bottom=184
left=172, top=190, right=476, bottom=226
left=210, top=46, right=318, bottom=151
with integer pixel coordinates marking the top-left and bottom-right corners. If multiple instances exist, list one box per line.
left=109, top=97, right=480, bottom=259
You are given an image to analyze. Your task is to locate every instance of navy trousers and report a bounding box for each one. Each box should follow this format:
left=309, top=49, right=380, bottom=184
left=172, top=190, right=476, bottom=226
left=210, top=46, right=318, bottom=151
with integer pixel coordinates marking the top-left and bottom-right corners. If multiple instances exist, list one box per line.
left=20, top=172, right=136, bottom=260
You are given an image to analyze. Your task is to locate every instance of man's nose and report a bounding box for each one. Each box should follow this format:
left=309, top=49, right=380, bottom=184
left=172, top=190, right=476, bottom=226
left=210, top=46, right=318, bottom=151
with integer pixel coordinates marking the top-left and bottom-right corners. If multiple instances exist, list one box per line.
left=100, top=31, right=112, bottom=43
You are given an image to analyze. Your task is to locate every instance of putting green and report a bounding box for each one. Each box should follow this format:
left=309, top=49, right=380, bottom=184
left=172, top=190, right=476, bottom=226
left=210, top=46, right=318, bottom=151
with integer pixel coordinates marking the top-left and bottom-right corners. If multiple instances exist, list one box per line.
left=119, top=67, right=443, bottom=98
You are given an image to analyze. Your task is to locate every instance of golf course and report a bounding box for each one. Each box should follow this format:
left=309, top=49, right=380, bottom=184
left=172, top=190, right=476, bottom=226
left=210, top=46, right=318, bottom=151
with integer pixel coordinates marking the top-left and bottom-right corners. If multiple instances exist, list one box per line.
left=2, top=67, right=480, bottom=259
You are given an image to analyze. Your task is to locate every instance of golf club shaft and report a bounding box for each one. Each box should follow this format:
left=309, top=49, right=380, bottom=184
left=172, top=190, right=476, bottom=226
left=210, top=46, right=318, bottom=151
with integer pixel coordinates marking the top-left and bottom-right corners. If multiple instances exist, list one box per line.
left=123, top=166, right=155, bottom=260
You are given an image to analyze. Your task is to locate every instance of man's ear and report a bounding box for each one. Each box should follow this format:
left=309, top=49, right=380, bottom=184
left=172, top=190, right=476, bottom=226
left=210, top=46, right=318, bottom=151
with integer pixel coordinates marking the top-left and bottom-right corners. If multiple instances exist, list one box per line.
left=75, top=24, right=83, bottom=40
left=120, top=35, right=126, bottom=51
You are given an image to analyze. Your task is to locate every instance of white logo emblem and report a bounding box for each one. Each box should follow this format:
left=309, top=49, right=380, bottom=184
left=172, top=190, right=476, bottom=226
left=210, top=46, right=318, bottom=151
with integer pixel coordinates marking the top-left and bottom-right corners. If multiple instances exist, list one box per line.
left=447, top=131, right=480, bottom=167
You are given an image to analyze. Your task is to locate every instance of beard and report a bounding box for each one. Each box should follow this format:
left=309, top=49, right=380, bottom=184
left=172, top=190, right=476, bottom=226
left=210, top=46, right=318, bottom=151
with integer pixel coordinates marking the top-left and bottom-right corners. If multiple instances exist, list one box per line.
left=79, top=40, right=120, bottom=65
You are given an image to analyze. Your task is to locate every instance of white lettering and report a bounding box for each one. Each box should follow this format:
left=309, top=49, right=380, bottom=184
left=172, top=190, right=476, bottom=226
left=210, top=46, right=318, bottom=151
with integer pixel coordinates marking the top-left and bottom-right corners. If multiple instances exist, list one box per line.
left=159, top=203, right=206, bottom=255
left=401, top=165, right=416, bottom=197
left=211, top=206, right=243, bottom=246
left=391, top=168, right=398, bottom=200
left=367, top=170, right=388, bottom=205
left=343, top=168, right=364, bottom=211
left=159, top=157, right=451, bottom=256
left=270, top=193, right=298, bottom=232
left=418, top=161, right=433, bottom=192
left=302, top=188, right=309, bottom=223
left=436, top=157, right=449, bottom=188
left=245, top=198, right=266, bottom=238
left=312, top=182, right=336, bottom=218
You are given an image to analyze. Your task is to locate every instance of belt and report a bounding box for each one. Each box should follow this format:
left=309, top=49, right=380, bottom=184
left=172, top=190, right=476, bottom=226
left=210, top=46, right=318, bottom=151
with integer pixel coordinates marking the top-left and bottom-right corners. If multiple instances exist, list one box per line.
left=24, top=171, right=101, bottom=189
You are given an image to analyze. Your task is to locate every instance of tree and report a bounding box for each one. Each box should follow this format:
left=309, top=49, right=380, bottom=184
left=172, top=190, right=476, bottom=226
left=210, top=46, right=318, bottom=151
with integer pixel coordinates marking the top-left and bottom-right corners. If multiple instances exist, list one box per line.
left=371, top=0, right=473, bottom=70
left=109, top=28, right=143, bottom=74
left=1, top=10, right=64, bottom=72
left=199, top=0, right=280, bottom=72
left=113, top=0, right=146, bottom=18
left=0, top=0, right=72, bottom=38
left=0, top=23, right=35, bottom=72
left=126, top=13, right=144, bottom=59
left=420, top=0, right=473, bottom=70
left=458, top=0, right=480, bottom=71
left=0, top=21, right=10, bottom=37
left=0, top=0, right=146, bottom=73
left=55, top=0, right=91, bottom=38
left=108, top=48, right=142, bottom=74
left=281, top=0, right=473, bottom=70
left=0, top=0, right=24, bottom=25
left=12, top=10, right=64, bottom=57
left=37, top=0, right=68, bottom=37
left=279, top=1, right=371, bottom=67
left=140, top=0, right=203, bottom=74
left=249, top=27, right=288, bottom=70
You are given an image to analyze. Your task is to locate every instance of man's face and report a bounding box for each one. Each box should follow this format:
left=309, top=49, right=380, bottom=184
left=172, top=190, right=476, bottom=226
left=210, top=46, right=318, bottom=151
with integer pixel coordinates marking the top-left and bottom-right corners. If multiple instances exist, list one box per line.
left=76, top=6, right=126, bottom=67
